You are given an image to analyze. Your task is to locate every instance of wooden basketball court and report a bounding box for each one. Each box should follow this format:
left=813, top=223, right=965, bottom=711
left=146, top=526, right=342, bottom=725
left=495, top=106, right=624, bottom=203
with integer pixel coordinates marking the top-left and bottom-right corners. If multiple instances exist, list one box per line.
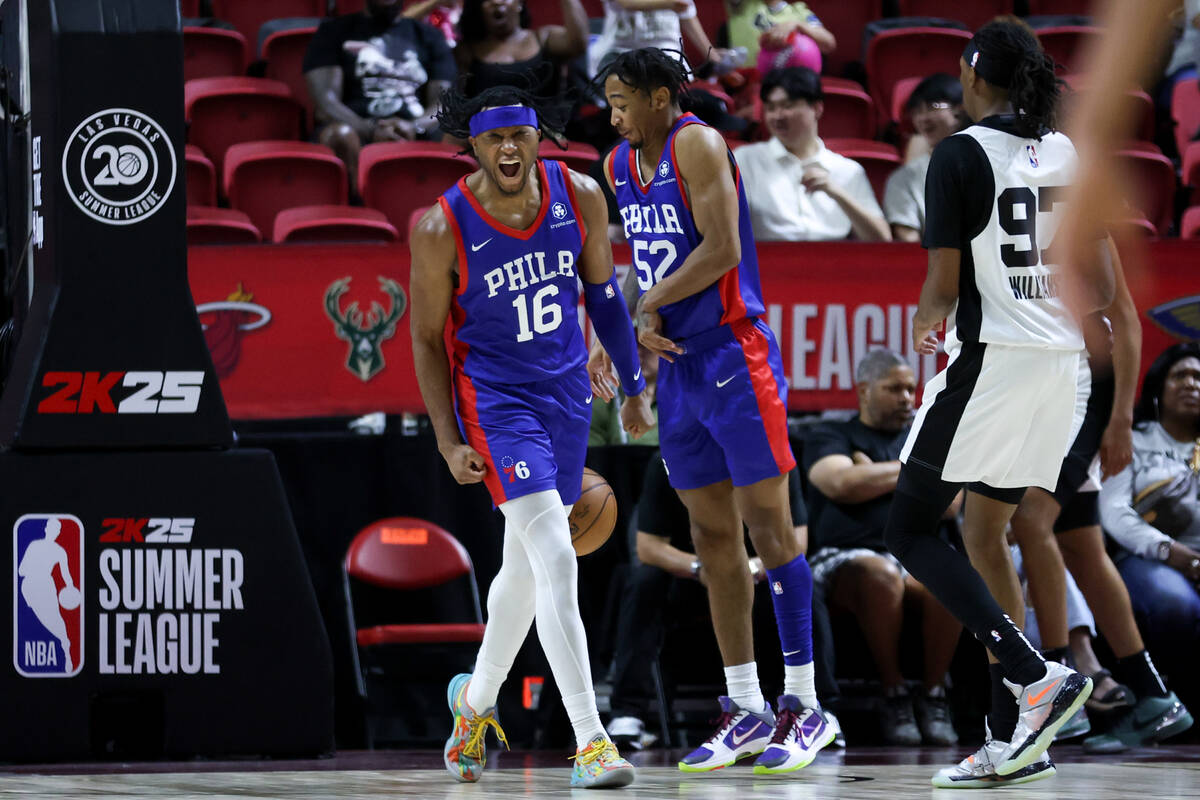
left=2, top=745, right=1196, bottom=798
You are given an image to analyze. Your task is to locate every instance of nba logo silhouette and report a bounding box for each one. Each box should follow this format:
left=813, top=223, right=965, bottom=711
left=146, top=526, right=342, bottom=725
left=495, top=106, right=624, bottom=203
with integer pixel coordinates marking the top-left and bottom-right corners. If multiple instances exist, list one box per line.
left=13, top=514, right=84, bottom=677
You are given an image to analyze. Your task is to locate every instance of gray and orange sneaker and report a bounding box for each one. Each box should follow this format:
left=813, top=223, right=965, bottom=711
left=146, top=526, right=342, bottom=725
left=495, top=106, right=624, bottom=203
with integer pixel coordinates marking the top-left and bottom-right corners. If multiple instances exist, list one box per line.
left=997, top=660, right=1092, bottom=776
left=570, top=735, right=636, bottom=788
left=443, top=672, right=508, bottom=783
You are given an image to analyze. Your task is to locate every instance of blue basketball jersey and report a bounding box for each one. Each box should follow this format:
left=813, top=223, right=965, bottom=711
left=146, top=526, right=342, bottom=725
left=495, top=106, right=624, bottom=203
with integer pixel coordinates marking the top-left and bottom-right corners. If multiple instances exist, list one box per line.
left=439, top=160, right=588, bottom=384
left=608, top=114, right=765, bottom=341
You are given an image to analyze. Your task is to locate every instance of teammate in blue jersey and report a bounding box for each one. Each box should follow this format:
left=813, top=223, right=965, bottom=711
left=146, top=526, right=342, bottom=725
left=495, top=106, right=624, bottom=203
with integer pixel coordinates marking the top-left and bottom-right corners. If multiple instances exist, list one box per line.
left=409, top=85, right=652, bottom=790
left=592, top=48, right=833, bottom=774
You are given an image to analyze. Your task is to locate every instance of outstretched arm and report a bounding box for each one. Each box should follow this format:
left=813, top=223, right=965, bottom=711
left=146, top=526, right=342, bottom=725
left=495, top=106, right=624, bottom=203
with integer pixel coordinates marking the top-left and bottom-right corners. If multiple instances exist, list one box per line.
left=539, top=0, right=589, bottom=60
left=409, top=204, right=486, bottom=485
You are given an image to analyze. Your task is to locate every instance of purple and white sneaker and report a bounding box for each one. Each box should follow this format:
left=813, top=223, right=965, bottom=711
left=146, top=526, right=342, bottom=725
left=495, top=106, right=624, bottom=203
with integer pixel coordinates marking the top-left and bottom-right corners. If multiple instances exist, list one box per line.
left=678, top=696, right=775, bottom=772
left=753, top=695, right=834, bottom=774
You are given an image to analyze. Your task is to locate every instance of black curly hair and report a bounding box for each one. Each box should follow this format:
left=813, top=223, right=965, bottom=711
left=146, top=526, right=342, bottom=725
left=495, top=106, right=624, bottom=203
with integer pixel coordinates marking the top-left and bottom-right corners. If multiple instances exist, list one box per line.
left=1134, top=341, right=1200, bottom=431
left=591, top=47, right=693, bottom=105
left=971, top=20, right=1064, bottom=140
left=436, top=84, right=572, bottom=146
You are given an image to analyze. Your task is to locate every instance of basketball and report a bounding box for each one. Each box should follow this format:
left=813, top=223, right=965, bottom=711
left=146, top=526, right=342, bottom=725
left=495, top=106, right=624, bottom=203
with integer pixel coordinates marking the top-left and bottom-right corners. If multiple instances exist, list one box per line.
left=757, top=31, right=822, bottom=76
left=58, top=585, right=81, bottom=611
left=568, top=468, right=617, bottom=556
left=117, top=149, right=143, bottom=179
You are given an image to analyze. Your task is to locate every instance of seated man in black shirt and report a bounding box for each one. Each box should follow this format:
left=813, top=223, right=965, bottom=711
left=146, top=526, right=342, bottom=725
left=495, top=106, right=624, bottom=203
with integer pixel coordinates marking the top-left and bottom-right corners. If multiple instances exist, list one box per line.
left=303, top=0, right=456, bottom=189
left=803, top=349, right=961, bottom=746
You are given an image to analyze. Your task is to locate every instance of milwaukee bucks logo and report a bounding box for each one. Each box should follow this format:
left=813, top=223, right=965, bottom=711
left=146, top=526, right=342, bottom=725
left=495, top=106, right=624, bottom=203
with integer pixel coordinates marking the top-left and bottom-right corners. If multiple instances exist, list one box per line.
left=323, top=276, right=406, bottom=382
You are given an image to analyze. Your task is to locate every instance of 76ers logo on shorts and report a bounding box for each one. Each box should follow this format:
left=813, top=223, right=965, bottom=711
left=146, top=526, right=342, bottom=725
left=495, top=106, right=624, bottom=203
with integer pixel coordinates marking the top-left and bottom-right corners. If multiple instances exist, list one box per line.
left=61, top=108, right=176, bottom=226
left=13, top=514, right=84, bottom=677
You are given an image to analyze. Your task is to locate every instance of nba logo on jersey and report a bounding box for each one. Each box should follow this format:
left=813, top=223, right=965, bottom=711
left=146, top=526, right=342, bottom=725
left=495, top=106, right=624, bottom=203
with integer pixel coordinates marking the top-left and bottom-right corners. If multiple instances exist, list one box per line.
left=13, top=514, right=84, bottom=678
left=1026, top=145, right=1039, bottom=168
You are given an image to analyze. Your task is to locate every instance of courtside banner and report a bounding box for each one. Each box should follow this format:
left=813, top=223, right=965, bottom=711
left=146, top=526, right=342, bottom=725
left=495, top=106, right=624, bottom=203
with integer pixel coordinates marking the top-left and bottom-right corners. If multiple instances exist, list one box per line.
left=187, top=241, right=1200, bottom=419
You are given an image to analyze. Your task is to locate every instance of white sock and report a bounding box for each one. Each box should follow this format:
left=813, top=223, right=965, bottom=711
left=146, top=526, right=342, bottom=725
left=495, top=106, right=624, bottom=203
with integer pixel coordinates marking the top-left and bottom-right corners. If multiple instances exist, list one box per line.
left=466, top=521, right=536, bottom=712
left=724, top=662, right=766, bottom=713
left=784, top=662, right=818, bottom=708
left=563, top=689, right=607, bottom=749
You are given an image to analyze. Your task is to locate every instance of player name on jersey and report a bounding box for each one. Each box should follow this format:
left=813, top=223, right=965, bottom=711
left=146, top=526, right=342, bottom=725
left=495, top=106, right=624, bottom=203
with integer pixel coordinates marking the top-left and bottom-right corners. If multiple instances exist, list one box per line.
left=96, top=547, right=244, bottom=675
left=618, top=202, right=685, bottom=241
left=482, top=250, right=577, bottom=298
left=1009, top=273, right=1061, bottom=301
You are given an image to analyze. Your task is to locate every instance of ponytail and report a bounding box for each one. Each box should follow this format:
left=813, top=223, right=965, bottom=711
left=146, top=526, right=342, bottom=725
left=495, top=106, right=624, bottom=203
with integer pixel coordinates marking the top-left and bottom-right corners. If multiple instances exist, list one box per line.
left=972, top=20, right=1064, bottom=140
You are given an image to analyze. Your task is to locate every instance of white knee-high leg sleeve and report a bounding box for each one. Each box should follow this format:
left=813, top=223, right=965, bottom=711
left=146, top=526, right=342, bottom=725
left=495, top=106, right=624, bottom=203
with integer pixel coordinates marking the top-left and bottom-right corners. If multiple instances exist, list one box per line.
left=466, top=520, right=536, bottom=712
left=502, top=490, right=606, bottom=747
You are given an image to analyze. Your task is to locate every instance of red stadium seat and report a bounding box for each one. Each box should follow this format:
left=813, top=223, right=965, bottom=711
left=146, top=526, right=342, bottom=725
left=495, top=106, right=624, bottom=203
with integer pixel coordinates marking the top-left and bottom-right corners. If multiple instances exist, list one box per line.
left=539, top=140, right=600, bottom=174
left=1113, top=149, right=1177, bottom=235
left=209, top=0, right=326, bottom=45
left=889, top=75, right=924, bottom=134
left=343, top=517, right=485, bottom=747
left=274, top=205, right=399, bottom=243
left=1061, top=79, right=1156, bottom=142
left=1172, top=78, right=1200, bottom=161
left=224, top=140, right=348, bottom=235
left=184, top=77, right=304, bottom=176
left=895, top=0, right=1012, bottom=33
left=820, top=82, right=875, bottom=139
left=1181, top=206, right=1200, bottom=240
left=823, top=138, right=901, bottom=204
left=1026, top=0, right=1093, bottom=15
left=528, top=0, right=605, bottom=23
left=186, top=206, right=262, bottom=245
left=814, top=0, right=884, bottom=78
left=359, top=145, right=476, bottom=242
left=185, top=144, right=217, bottom=207
left=866, top=28, right=972, bottom=129
left=1183, top=142, right=1200, bottom=203
left=1036, top=25, right=1101, bottom=73
left=180, top=0, right=200, bottom=16
left=262, top=25, right=319, bottom=126
left=183, top=27, right=248, bottom=81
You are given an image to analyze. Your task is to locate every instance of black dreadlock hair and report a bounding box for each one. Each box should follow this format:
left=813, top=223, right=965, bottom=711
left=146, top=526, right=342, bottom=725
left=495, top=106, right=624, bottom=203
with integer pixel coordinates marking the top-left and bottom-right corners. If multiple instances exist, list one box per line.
left=436, top=84, right=572, bottom=148
left=458, top=0, right=532, bottom=46
left=972, top=20, right=1063, bottom=140
left=590, top=47, right=693, bottom=105
left=1134, top=342, right=1200, bottom=431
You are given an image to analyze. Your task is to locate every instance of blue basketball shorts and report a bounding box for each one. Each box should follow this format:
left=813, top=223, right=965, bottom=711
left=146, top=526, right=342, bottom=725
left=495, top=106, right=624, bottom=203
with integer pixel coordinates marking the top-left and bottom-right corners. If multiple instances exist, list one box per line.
left=453, top=366, right=591, bottom=506
left=656, top=316, right=796, bottom=490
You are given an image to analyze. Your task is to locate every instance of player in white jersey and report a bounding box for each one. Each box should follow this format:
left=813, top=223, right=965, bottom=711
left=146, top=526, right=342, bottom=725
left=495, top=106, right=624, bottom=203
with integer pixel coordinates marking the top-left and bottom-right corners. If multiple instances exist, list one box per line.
left=879, top=20, right=1115, bottom=788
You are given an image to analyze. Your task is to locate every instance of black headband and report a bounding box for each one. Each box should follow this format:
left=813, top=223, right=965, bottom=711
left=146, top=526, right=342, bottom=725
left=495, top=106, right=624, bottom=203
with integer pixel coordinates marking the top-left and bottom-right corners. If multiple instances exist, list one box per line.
left=963, top=38, right=1019, bottom=88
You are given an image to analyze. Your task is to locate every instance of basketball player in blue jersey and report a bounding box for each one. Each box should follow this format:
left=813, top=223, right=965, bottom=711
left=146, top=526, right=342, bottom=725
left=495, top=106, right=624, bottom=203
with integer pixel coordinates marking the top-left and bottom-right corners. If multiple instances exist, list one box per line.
left=409, top=85, right=652, bottom=790
left=593, top=48, right=833, bottom=775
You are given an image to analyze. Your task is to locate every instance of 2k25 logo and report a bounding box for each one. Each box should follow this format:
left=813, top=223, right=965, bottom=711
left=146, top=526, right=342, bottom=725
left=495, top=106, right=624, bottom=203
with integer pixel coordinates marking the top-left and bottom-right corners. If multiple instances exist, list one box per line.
left=14, top=514, right=84, bottom=678
left=37, top=371, right=203, bottom=414
left=100, top=518, right=194, bottom=544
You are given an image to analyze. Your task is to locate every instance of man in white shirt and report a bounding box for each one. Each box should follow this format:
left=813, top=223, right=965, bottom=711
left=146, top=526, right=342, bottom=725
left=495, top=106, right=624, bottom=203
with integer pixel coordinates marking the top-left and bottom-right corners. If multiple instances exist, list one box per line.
left=734, top=67, right=891, bottom=242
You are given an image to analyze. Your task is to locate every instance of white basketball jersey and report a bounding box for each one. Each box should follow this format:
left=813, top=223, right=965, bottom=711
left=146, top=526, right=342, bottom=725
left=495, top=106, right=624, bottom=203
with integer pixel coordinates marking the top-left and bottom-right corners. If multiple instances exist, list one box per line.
left=945, top=125, right=1084, bottom=354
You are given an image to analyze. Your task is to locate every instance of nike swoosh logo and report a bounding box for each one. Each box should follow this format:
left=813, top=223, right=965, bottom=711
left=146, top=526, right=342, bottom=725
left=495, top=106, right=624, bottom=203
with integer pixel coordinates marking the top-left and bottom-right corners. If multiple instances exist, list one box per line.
left=798, top=717, right=825, bottom=749
left=729, top=723, right=762, bottom=747
left=716, top=376, right=735, bottom=388
left=633, top=367, right=641, bottom=380
left=1026, top=680, right=1060, bottom=707
left=783, top=649, right=802, bottom=657
left=470, top=238, right=493, bottom=252
left=614, top=179, right=627, bottom=186
left=586, top=395, right=593, bottom=404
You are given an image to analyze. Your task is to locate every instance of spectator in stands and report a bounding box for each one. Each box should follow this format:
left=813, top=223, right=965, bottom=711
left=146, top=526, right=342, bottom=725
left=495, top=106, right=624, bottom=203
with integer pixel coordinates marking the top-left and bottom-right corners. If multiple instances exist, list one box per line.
left=404, top=0, right=462, bottom=47
left=802, top=349, right=960, bottom=746
left=456, top=0, right=588, bottom=99
left=605, top=457, right=843, bottom=749
left=883, top=73, right=967, bottom=242
left=589, top=1, right=729, bottom=78
left=734, top=67, right=891, bottom=242
left=1099, top=342, right=1200, bottom=683
left=724, top=0, right=835, bottom=64
left=304, top=0, right=456, bottom=189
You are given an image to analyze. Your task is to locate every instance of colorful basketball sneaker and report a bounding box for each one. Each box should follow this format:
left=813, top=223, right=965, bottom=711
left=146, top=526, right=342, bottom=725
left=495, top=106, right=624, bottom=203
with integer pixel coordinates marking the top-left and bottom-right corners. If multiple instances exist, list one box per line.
left=678, top=696, right=775, bottom=772
left=443, top=673, right=508, bottom=783
left=570, top=735, right=636, bottom=788
left=752, top=695, right=834, bottom=774
left=1082, top=691, right=1193, bottom=753
left=932, top=722, right=1056, bottom=789
left=996, top=660, right=1092, bottom=776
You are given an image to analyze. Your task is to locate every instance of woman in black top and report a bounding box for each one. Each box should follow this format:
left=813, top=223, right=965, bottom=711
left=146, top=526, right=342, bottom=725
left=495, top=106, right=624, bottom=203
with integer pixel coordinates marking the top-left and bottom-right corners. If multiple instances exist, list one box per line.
left=456, top=0, right=588, bottom=98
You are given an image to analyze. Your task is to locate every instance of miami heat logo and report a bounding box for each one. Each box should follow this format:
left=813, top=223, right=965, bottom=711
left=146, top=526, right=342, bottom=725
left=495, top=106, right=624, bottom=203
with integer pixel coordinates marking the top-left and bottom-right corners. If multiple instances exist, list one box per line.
left=196, top=283, right=272, bottom=378
left=324, top=276, right=407, bottom=382
left=61, top=107, right=176, bottom=226
left=13, top=514, right=84, bottom=678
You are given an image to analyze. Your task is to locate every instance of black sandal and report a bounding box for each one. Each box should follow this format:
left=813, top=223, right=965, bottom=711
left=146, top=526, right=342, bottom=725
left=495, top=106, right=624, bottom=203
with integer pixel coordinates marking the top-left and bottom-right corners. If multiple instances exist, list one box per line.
left=1085, top=669, right=1135, bottom=714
